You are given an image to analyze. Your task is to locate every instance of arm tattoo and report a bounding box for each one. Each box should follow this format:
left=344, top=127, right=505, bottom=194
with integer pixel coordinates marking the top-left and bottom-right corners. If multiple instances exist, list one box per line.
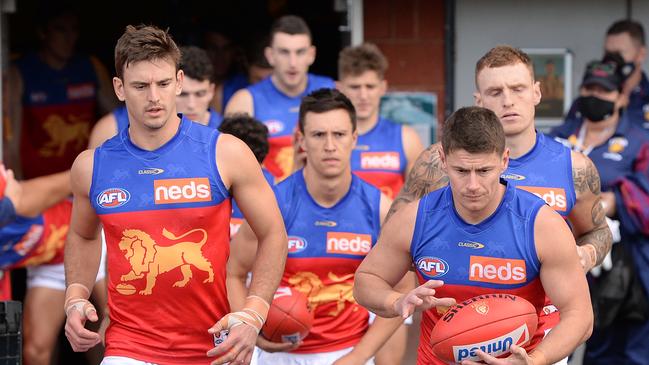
left=385, top=144, right=449, bottom=222
left=573, top=156, right=601, bottom=195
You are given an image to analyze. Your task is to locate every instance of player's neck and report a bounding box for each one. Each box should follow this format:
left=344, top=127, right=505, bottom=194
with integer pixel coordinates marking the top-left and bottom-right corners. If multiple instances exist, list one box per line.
left=271, top=75, right=308, bottom=98
left=128, top=114, right=182, bottom=151
left=505, top=127, right=537, bottom=159
left=357, top=114, right=379, bottom=135
left=302, top=167, right=352, bottom=208
left=455, top=183, right=506, bottom=224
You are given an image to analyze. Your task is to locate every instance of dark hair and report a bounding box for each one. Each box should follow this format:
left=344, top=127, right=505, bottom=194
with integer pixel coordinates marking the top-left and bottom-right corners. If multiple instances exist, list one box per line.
left=270, top=15, right=312, bottom=44
left=114, top=24, right=181, bottom=79
left=475, top=45, right=534, bottom=86
left=441, top=107, right=505, bottom=155
left=218, top=113, right=269, bottom=163
left=338, top=43, right=389, bottom=79
left=607, top=19, right=646, bottom=46
left=180, top=45, right=214, bottom=82
left=298, top=88, right=356, bottom=133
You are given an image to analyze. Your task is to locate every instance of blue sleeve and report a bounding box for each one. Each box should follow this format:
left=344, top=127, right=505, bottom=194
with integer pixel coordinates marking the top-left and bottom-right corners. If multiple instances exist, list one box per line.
left=612, top=142, right=649, bottom=236
left=0, top=198, right=17, bottom=228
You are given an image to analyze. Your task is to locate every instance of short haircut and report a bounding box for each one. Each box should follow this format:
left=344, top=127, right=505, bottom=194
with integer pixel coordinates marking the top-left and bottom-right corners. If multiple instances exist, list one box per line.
left=179, top=45, right=214, bottom=82
left=298, top=88, right=356, bottom=133
left=606, top=19, right=646, bottom=46
left=338, top=43, right=389, bottom=79
left=114, top=24, right=181, bottom=79
left=475, top=45, right=534, bottom=87
left=218, top=113, right=269, bottom=163
left=441, top=106, right=505, bottom=156
left=270, top=15, right=312, bottom=43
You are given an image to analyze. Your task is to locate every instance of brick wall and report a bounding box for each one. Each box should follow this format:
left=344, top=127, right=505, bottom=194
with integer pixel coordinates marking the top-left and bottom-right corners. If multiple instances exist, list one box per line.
left=364, top=0, right=446, bottom=134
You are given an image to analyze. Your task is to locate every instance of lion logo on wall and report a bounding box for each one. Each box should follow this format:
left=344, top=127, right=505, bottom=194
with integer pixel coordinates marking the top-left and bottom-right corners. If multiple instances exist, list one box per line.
left=118, top=228, right=214, bottom=295
left=288, top=271, right=355, bottom=316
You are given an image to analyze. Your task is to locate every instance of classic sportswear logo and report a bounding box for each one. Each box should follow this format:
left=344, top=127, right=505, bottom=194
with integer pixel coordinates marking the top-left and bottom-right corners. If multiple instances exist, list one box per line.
left=458, top=241, right=485, bottom=249
left=315, top=220, right=337, bottom=227
left=154, top=178, right=211, bottom=204
left=469, top=256, right=526, bottom=284
left=517, top=186, right=567, bottom=211
left=264, top=120, right=285, bottom=134
left=326, top=232, right=372, bottom=255
left=138, top=168, right=164, bottom=175
left=288, top=236, right=308, bottom=253
left=417, top=257, right=449, bottom=277
left=453, top=324, right=529, bottom=362
left=97, top=188, right=131, bottom=208
left=501, top=173, right=526, bottom=181
left=360, top=152, right=400, bottom=170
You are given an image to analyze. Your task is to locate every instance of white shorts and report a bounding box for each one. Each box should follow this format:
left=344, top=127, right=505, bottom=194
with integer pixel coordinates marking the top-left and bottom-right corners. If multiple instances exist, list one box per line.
left=256, top=347, right=374, bottom=365
left=101, top=356, right=158, bottom=365
left=27, top=240, right=107, bottom=291
left=368, top=311, right=413, bottom=325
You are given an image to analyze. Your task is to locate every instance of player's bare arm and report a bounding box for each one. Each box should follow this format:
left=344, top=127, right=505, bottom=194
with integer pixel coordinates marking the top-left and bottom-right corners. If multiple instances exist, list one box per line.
left=569, top=151, right=613, bottom=271
left=17, top=170, right=71, bottom=217
left=88, top=113, right=119, bottom=149
left=402, top=125, right=425, bottom=175
left=224, top=89, right=254, bottom=116
left=64, top=149, right=104, bottom=352
left=385, top=143, right=448, bottom=222
left=355, top=200, right=455, bottom=318
left=529, top=205, right=593, bottom=364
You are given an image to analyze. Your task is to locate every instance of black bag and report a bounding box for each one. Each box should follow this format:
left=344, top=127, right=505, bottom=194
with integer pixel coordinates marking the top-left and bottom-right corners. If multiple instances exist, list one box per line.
left=589, top=243, right=649, bottom=329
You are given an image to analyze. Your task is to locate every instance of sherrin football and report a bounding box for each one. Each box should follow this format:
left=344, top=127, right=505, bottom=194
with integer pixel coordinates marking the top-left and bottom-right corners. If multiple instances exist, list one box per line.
left=261, top=286, right=314, bottom=344
left=430, top=293, right=538, bottom=363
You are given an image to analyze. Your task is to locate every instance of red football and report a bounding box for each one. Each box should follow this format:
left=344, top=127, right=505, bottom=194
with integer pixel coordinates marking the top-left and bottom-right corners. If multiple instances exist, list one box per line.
left=262, top=286, right=313, bottom=344
left=430, top=293, right=538, bottom=363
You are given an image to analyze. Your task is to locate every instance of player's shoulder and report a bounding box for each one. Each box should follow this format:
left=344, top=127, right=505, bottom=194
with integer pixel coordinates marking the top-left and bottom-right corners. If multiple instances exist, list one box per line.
left=308, top=73, right=336, bottom=87
left=224, top=88, right=254, bottom=116
left=538, top=132, right=569, bottom=155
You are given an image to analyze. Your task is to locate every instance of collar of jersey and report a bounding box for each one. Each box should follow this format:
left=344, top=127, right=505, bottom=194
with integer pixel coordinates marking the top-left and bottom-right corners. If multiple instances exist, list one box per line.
left=121, top=115, right=189, bottom=161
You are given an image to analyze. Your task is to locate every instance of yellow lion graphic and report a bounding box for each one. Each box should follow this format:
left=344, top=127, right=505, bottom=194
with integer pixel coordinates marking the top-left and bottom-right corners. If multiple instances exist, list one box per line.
left=118, top=228, right=214, bottom=295
left=288, top=271, right=355, bottom=316
left=39, top=115, right=89, bottom=157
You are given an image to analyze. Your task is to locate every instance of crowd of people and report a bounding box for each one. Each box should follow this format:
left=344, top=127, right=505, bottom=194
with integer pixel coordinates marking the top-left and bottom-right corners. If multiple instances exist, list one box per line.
left=0, top=3, right=648, bottom=365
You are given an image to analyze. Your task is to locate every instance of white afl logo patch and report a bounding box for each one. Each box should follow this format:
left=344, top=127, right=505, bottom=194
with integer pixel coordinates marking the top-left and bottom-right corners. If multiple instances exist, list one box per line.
left=97, top=188, right=131, bottom=208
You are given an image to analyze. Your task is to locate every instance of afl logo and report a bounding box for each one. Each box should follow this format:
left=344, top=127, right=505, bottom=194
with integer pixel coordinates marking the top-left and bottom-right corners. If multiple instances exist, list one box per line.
left=264, top=120, right=285, bottom=135
left=288, top=236, right=307, bottom=253
left=97, top=188, right=131, bottom=208
left=417, top=257, right=449, bottom=277
left=501, top=173, right=525, bottom=181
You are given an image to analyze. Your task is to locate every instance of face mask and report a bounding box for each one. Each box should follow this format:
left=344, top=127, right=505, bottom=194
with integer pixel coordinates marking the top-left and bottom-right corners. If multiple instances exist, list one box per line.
left=620, top=62, right=636, bottom=80
left=577, top=95, right=615, bottom=122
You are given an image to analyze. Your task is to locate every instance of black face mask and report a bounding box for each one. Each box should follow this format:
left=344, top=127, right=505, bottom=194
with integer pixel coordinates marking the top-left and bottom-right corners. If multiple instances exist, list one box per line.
left=621, top=62, right=636, bottom=81
left=577, top=95, right=615, bottom=122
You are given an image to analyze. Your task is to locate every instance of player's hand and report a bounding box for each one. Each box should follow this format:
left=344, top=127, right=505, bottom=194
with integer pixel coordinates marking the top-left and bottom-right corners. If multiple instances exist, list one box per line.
left=393, top=280, right=456, bottom=318
left=460, top=345, right=533, bottom=365
left=207, top=322, right=257, bottom=365
left=256, top=335, right=301, bottom=353
left=0, top=165, right=22, bottom=208
left=577, top=244, right=597, bottom=272
left=63, top=305, right=101, bottom=352
left=332, top=350, right=369, bottom=365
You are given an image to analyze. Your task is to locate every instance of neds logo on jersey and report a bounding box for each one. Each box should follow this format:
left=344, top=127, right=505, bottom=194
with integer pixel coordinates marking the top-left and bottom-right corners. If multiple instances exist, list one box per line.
left=360, top=152, right=400, bottom=170
left=97, top=188, right=131, bottom=208
left=288, top=236, right=308, bottom=253
left=154, top=178, right=211, bottom=204
left=517, top=186, right=567, bottom=211
left=326, top=232, right=372, bottom=255
left=417, top=257, right=449, bottom=277
left=469, top=256, right=526, bottom=284
left=264, top=120, right=284, bottom=134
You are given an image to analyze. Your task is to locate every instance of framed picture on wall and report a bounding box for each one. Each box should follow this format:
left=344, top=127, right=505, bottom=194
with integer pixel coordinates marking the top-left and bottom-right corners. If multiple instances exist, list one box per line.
left=522, top=48, right=573, bottom=131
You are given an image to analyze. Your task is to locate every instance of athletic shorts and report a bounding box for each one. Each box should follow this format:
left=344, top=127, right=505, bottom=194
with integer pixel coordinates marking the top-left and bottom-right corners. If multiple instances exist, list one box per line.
left=27, top=239, right=107, bottom=291
left=256, top=346, right=375, bottom=365
left=368, top=311, right=413, bottom=325
left=101, top=356, right=157, bottom=365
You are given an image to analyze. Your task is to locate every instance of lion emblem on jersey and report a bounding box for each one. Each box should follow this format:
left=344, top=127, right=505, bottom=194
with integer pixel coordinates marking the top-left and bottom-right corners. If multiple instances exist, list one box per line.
left=274, top=146, right=295, bottom=182
left=39, top=115, right=90, bottom=157
left=288, top=271, right=355, bottom=316
left=118, top=228, right=214, bottom=295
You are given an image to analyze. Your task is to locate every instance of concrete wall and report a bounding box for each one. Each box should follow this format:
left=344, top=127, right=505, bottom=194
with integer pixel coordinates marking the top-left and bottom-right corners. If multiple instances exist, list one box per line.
left=454, top=0, right=649, bottom=124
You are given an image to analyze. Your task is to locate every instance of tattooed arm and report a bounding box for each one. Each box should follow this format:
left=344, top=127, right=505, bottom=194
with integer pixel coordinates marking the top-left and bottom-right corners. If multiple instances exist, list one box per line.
left=568, top=151, right=613, bottom=271
left=385, top=143, right=449, bottom=223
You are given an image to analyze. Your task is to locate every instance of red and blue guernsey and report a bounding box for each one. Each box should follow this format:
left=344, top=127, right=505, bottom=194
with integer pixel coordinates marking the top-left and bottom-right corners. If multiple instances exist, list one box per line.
left=90, top=117, right=231, bottom=364
left=274, top=170, right=381, bottom=353
left=501, top=132, right=576, bottom=217
left=412, top=182, right=547, bottom=364
left=351, top=118, right=408, bottom=199
left=16, top=53, right=102, bottom=178
left=248, top=74, right=335, bottom=181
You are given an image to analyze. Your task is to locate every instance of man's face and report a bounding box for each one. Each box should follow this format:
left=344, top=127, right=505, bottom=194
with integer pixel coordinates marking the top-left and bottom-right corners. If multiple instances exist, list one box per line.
left=113, top=58, right=183, bottom=131
left=299, top=109, right=357, bottom=178
left=41, top=13, right=79, bottom=62
left=176, top=77, right=215, bottom=125
left=204, top=32, right=235, bottom=80
left=441, top=148, right=509, bottom=217
left=474, top=63, right=541, bottom=137
left=605, top=32, right=644, bottom=65
left=266, top=33, right=315, bottom=90
left=338, top=70, right=386, bottom=122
